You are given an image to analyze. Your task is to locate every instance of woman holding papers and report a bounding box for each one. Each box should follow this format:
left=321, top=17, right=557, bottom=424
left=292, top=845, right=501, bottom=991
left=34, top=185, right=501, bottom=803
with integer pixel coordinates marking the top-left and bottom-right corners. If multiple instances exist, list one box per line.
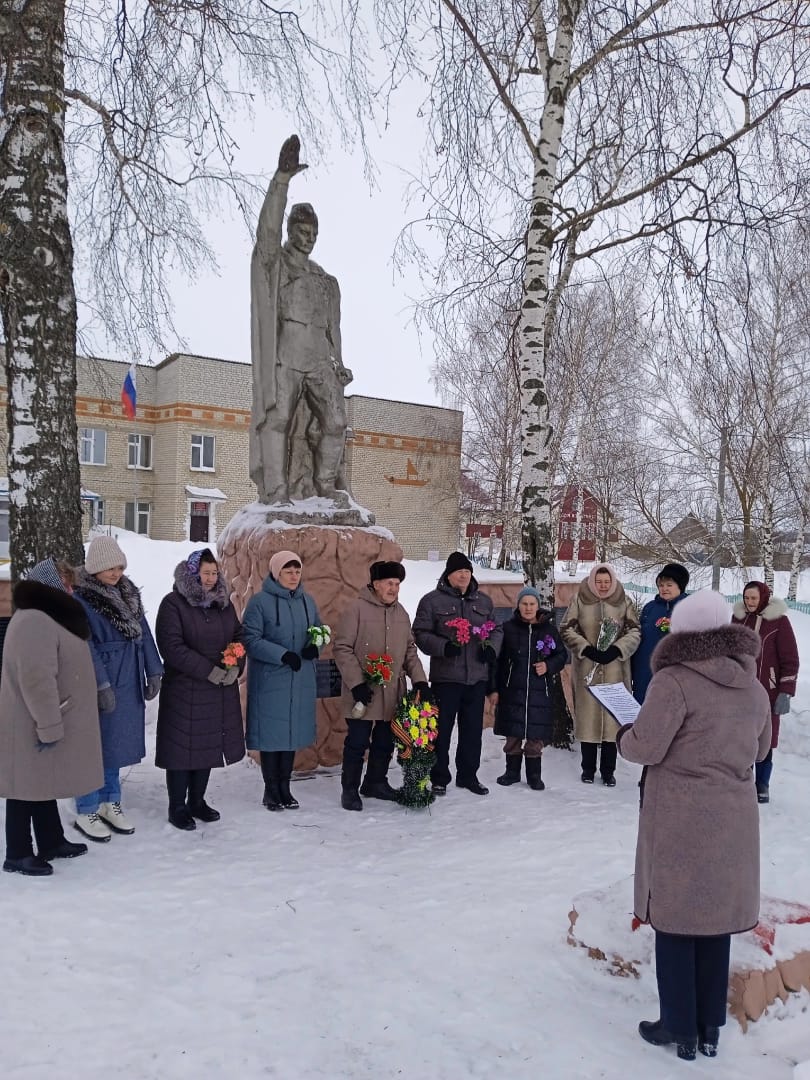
left=560, top=564, right=640, bottom=785
left=617, top=590, right=771, bottom=1062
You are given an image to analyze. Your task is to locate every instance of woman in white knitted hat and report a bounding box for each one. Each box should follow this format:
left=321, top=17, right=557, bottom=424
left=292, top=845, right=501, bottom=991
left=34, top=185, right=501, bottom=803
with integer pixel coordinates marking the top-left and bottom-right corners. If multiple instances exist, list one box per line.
left=72, top=536, right=163, bottom=841
left=617, top=590, right=771, bottom=1061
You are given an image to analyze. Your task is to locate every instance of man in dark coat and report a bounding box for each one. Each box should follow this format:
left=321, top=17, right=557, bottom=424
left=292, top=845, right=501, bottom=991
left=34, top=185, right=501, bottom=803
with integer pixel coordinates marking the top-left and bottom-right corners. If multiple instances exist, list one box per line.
left=155, top=550, right=245, bottom=829
left=412, top=552, right=502, bottom=796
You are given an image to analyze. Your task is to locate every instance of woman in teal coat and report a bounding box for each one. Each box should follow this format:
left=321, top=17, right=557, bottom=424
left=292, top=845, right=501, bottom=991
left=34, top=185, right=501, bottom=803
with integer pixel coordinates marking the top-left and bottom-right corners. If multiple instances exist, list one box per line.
left=243, top=549, right=321, bottom=811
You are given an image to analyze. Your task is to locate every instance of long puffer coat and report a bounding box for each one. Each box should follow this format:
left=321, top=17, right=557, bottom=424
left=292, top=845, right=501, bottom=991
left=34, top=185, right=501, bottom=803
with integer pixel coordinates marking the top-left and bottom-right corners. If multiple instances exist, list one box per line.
left=732, top=584, right=799, bottom=748
left=560, top=567, right=640, bottom=744
left=155, top=562, right=246, bottom=770
left=617, top=623, right=771, bottom=936
left=0, top=581, right=103, bottom=801
left=412, top=575, right=503, bottom=685
left=74, top=571, right=163, bottom=770
left=494, top=611, right=567, bottom=744
left=242, top=574, right=321, bottom=752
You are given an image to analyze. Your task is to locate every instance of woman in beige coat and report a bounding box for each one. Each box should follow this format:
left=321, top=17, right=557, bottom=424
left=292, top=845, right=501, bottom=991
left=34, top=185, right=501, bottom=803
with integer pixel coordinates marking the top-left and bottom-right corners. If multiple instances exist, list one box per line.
left=333, top=560, right=429, bottom=811
left=561, top=563, right=640, bottom=785
left=0, top=560, right=103, bottom=876
left=617, top=590, right=771, bottom=1061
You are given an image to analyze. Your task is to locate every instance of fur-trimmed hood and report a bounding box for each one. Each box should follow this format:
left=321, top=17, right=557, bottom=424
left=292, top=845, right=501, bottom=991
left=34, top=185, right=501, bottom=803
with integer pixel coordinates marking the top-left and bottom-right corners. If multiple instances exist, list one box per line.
left=173, top=560, right=230, bottom=609
left=12, top=580, right=91, bottom=640
left=651, top=622, right=761, bottom=688
left=732, top=595, right=788, bottom=623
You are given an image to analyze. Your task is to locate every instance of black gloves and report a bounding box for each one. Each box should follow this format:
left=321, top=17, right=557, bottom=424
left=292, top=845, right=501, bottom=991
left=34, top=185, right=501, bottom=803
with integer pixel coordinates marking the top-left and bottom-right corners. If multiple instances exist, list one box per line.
left=413, top=681, right=433, bottom=703
left=444, top=641, right=462, bottom=658
left=97, top=686, right=116, bottom=713
left=144, top=675, right=162, bottom=700
left=351, top=683, right=374, bottom=705
left=478, top=643, right=495, bottom=664
left=282, top=651, right=302, bottom=671
left=584, top=645, right=620, bottom=664
left=301, top=643, right=319, bottom=660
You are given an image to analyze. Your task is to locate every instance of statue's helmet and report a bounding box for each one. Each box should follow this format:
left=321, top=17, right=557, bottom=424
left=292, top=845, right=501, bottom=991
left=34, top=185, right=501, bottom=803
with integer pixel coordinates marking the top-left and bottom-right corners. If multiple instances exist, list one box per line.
left=287, top=202, right=318, bottom=232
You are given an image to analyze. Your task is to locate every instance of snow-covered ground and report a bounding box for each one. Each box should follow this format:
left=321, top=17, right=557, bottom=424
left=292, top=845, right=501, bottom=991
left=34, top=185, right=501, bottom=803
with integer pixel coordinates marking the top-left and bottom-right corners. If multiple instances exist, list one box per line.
left=2, top=533, right=808, bottom=1079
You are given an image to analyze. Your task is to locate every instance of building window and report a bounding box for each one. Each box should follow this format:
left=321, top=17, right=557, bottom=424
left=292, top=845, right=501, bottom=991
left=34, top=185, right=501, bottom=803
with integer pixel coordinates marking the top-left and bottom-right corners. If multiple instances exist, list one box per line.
left=190, top=433, right=215, bottom=471
left=0, top=496, right=8, bottom=559
left=93, top=500, right=105, bottom=527
left=124, top=501, right=151, bottom=535
left=79, top=427, right=107, bottom=465
left=128, top=433, right=152, bottom=470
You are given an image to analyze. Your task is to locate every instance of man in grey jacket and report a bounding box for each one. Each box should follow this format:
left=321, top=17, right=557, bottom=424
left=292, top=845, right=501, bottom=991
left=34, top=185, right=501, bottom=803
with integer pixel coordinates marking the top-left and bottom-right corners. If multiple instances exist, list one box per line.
left=413, top=552, right=502, bottom=795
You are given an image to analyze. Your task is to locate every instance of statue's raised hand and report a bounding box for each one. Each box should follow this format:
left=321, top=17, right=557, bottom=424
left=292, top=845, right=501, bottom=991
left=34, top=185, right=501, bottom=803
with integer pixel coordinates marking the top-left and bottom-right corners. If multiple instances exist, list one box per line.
left=278, top=135, right=309, bottom=178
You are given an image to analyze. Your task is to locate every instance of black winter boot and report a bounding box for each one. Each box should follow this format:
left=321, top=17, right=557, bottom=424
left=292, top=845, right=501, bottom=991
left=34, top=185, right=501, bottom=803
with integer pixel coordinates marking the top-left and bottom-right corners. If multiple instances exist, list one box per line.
left=525, top=755, right=545, bottom=791
left=496, top=753, right=522, bottom=786
left=341, top=761, right=364, bottom=811
left=187, top=769, right=220, bottom=821
left=278, top=750, right=299, bottom=809
left=260, top=752, right=284, bottom=812
left=167, top=771, right=196, bottom=830
left=359, top=755, right=399, bottom=801
left=698, top=1026, right=719, bottom=1057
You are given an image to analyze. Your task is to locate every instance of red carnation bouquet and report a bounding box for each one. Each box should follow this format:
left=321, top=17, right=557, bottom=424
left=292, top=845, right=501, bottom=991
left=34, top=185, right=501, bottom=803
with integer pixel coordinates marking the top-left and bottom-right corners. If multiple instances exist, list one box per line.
left=364, top=653, right=394, bottom=685
left=221, top=642, right=245, bottom=668
left=445, top=617, right=472, bottom=644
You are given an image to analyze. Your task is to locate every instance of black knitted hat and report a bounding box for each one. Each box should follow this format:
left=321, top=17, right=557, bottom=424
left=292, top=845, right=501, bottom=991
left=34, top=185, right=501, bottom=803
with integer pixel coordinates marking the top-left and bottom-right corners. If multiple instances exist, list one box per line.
left=369, top=560, right=406, bottom=583
left=656, top=562, right=690, bottom=593
left=445, top=551, right=473, bottom=575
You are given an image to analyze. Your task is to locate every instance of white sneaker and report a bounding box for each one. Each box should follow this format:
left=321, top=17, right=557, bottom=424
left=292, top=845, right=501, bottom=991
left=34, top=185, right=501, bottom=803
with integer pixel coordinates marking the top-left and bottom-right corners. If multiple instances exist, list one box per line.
left=74, top=812, right=112, bottom=842
left=97, top=802, right=135, bottom=835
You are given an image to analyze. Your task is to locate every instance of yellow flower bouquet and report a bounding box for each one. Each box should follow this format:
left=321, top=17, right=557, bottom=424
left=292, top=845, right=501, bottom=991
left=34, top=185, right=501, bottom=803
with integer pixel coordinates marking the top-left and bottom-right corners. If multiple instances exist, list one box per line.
left=390, top=690, right=439, bottom=808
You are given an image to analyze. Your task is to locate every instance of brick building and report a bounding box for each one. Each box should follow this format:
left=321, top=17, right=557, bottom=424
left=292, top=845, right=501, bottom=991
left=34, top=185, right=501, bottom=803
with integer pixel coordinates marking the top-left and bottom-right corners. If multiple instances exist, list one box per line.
left=0, top=354, right=461, bottom=560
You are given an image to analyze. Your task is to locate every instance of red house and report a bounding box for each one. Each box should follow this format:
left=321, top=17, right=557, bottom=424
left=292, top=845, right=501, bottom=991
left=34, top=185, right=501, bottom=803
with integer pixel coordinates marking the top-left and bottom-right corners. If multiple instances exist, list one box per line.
left=556, top=486, right=599, bottom=561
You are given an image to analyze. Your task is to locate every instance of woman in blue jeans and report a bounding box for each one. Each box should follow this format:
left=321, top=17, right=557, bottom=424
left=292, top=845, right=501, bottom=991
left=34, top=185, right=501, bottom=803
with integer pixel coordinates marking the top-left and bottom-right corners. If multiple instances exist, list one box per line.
left=73, top=536, right=162, bottom=842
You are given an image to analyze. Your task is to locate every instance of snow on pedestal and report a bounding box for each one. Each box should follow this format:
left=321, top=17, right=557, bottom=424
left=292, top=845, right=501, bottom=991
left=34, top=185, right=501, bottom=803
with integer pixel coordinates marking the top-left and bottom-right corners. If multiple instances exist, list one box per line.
left=568, top=880, right=810, bottom=1030
left=217, top=509, right=402, bottom=768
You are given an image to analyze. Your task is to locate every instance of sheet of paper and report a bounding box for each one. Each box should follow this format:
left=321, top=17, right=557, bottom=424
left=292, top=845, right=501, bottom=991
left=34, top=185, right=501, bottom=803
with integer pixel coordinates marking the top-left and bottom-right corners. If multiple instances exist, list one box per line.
left=587, top=682, right=641, bottom=724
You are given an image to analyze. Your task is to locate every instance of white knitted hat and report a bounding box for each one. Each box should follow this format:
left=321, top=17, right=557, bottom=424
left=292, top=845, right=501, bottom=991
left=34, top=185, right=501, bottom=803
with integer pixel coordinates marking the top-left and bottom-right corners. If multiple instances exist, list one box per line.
left=669, top=590, right=730, bottom=633
left=85, top=535, right=128, bottom=575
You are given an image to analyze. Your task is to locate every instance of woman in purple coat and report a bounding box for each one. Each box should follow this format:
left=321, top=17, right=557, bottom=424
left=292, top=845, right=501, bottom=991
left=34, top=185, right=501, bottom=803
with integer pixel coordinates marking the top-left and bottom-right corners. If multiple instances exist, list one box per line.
left=155, top=550, right=245, bottom=830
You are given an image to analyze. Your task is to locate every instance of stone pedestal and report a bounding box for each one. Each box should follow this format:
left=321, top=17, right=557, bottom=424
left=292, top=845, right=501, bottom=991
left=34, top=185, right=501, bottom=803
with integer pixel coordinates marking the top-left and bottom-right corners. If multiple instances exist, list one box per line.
left=217, top=515, right=403, bottom=768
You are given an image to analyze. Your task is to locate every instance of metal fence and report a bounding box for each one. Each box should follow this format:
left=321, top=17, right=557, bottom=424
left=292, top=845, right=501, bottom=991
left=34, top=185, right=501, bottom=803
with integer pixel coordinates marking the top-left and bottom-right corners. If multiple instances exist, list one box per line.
left=624, top=582, right=810, bottom=616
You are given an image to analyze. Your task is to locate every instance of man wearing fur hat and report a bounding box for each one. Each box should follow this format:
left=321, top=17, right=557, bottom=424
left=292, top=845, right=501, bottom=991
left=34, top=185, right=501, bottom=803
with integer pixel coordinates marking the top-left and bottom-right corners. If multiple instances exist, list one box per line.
left=333, top=561, right=429, bottom=811
left=412, top=552, right=503, bottom=796
left=632, top=562, right=690, bottom=704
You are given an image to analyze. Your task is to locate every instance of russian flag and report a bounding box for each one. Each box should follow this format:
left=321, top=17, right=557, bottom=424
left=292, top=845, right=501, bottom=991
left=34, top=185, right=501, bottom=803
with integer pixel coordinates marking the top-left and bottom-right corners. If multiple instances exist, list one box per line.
left=121, top=363, right=137, bottom=419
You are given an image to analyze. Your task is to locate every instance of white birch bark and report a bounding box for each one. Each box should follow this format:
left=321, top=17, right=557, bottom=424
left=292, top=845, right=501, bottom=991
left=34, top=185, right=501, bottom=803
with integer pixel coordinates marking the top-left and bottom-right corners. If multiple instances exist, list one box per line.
left=0, top=0, right=83, bottom=575
left=519, top=2, right=581, bottom=605
left=760, top=500, right=774, bottom=590
left=566, top=483, right=584, bottom=575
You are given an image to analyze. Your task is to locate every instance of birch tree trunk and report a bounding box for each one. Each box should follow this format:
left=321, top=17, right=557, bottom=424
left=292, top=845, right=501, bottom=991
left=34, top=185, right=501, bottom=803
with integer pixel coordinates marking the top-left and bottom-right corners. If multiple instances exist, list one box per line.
left=760, top=500, right=774, bottom=590
left=787, top=518, right=805, bottom=602
left=519, top=4, right=580, bottom=605
left=566, top=483, right=584, bottom=575
left=0, top=0, right=83, bottom=576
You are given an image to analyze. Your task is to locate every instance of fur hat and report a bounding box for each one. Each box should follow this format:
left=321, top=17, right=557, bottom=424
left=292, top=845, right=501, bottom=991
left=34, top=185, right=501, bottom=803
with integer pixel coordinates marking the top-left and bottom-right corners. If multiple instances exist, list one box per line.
left=656, top=562, right=690, bottom=593
left=85, top=536, right=127, bottom=575
left=25, top=557, right=65, bottom=592
left=517, top=586, right=542, bottom=604
left=288, top=202, right=318, bottom=231
left=369, top=560, right=406, bottom=583
left=743, top=580, right=771, bottom=614
left=268, top=550, right=302, bottom=581
left=670, top=590, right=730, bottom=633
left=445, top=551, right=473, bottom=576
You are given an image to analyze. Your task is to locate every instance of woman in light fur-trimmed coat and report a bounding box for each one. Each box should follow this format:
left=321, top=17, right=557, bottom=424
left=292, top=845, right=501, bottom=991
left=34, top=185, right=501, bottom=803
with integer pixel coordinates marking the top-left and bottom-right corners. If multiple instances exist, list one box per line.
left=560, top=563, right=640, bottom=785
left=732, top=580, right=799, bottom=803
left=617, top=590, right=771, bottom=1061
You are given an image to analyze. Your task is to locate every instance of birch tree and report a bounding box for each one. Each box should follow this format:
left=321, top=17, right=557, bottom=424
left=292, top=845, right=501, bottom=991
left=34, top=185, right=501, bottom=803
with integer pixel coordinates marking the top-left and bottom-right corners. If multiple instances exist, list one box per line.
left=1, top=0, right=369, bottom=576
left=376, top=0, right=810, bottom=599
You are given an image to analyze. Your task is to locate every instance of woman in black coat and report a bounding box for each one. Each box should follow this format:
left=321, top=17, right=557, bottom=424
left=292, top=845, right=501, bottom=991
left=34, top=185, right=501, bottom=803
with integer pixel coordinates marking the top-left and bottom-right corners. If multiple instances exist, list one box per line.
left=492, top=587, right=567, bottom=790
left=155, top=549, right=245, bottom=830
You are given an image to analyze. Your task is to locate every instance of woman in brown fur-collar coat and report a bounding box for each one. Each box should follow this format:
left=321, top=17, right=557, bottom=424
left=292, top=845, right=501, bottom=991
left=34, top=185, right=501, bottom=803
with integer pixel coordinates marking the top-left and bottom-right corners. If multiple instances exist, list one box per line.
left=617, top=590, right=771, bottom=1061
